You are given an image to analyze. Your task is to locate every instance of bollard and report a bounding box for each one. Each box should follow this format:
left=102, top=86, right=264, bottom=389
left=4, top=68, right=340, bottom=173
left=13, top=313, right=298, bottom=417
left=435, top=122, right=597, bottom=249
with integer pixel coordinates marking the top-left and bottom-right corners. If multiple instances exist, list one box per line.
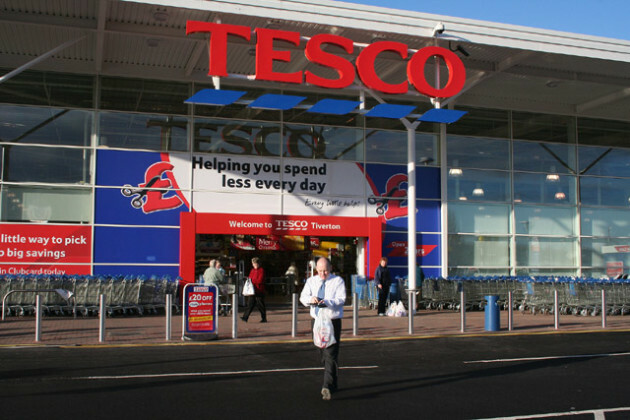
left=554, top=289, right=559, bottom=330
left=292, top=293, right=298, bottom=338
left=408, top=290, right=413, bottom=335
left=508, top=291, right=513, bottom=331
left=232, top=293, right=238, bottom=339
left=460, top=291, right=466, bottom=333
left=601, top=289, right=607, bottom=329
left=353, top=292, right=358, bottom=336
left=99, top=294, right=106, bottom=342
left=35, top=295, right=42, bottom=342
left=165, top=294, right=172, bottom=341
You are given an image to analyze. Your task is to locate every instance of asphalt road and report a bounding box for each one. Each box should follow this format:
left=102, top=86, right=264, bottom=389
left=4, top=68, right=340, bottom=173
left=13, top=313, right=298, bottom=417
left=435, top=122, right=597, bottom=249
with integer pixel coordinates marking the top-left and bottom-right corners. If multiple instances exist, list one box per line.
left=1, top=331, right=629, bottom=419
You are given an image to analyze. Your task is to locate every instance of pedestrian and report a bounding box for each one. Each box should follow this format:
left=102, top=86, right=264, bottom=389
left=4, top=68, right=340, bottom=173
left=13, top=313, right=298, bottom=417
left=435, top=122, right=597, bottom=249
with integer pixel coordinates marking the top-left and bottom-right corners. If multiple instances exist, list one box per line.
left=375, top=256, right=392, bottom=316
left=299, top=257, right=346, bottom=401
left=241, top=257, right=267, bottom=323
left=203, top=259, right=224, bottom=286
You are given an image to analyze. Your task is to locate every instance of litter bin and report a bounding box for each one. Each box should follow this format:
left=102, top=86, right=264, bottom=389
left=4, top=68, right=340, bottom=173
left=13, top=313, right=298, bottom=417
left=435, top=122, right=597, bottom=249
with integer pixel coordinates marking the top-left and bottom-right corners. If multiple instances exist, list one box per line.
left=484, top=295, right=500, bottom=331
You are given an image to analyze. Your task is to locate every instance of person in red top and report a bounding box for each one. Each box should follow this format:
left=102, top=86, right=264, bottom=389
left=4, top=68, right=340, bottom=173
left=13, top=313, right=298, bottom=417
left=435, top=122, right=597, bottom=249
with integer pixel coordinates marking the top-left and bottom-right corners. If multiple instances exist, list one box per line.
left=241, top=257, right=267, bottom=323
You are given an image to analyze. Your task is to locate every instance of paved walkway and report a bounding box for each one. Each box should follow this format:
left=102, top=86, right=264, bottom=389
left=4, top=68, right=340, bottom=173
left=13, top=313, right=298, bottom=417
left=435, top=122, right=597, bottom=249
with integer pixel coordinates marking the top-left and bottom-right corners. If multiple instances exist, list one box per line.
left=1, top=305, right=629, bottom=347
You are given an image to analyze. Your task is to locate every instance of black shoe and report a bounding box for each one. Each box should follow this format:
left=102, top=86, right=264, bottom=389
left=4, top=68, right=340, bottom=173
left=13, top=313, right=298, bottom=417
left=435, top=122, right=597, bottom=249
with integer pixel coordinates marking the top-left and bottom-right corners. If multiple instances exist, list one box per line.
left=241, top=317, right=248, bottom=323
left=260, top=319, right=267, bottom=323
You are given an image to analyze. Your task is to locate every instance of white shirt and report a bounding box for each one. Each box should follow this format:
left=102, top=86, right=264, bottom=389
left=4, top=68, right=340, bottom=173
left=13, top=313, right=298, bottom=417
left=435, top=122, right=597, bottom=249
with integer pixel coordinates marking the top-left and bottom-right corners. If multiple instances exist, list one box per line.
left=299, top=273, right=346, bottom=319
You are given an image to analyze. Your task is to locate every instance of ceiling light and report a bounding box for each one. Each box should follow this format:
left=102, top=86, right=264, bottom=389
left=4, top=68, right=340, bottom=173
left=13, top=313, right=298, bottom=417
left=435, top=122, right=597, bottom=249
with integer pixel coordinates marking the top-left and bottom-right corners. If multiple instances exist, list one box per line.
left=546, top=173, right=560, bottom=181
left=554, top=191, right=566, bottom=200
left=472, top=186, right=484, bottom=197
left=449, top=168, right=463, bottom=176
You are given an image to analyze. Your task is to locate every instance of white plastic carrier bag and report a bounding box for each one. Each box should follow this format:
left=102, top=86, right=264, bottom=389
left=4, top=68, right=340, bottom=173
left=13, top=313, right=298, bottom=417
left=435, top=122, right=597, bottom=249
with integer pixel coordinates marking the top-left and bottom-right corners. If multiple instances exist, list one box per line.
left=242, top=278, right=255, bottom=296
left=313, top=308, right=337, bottom=349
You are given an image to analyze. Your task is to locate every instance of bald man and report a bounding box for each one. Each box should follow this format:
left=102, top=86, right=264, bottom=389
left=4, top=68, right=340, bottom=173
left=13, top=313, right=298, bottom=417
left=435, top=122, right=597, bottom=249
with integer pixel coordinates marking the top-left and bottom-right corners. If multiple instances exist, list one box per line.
left=300, top=257, right=346, bottom=401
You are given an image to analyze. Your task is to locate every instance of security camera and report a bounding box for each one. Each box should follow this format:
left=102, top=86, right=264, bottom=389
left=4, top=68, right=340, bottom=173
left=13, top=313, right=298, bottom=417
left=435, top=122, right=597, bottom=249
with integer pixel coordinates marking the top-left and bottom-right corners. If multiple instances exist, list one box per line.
left=432, top=22, right=445, bottom=37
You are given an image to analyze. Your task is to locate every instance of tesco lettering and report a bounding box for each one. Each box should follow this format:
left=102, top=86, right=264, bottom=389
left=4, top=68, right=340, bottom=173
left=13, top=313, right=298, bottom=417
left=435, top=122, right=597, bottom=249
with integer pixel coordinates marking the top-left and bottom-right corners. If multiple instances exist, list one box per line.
left=186, top=21, right=466, bottom=98
left=276, top=220, right=308, bottom=229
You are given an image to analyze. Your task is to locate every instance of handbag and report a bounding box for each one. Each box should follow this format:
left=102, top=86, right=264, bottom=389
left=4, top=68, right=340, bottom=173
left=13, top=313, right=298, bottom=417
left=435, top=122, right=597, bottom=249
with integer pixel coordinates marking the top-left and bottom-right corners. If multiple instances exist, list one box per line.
left=242, top=278, right=255, bottom=296
left=312, top=308, right=336, bottom=349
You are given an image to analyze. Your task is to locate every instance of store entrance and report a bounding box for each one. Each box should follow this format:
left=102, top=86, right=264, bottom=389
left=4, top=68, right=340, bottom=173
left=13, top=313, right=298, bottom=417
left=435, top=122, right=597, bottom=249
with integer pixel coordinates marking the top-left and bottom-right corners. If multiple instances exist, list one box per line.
left=180, top=212, right=382, bottom=295
left=196, top=233, right=359, bottom=303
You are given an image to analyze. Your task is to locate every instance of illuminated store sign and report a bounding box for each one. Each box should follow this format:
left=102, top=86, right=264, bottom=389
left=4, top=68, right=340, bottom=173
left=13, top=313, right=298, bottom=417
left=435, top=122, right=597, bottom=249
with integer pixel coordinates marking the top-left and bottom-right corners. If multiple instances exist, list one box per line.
left=187, top=21, right=466, bottom=98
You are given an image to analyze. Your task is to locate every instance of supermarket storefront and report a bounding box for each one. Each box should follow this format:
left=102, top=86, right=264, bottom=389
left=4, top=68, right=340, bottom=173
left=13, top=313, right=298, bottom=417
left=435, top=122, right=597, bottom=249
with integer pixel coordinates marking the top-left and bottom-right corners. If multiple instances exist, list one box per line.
left=2, top=0, right=630, bottom=281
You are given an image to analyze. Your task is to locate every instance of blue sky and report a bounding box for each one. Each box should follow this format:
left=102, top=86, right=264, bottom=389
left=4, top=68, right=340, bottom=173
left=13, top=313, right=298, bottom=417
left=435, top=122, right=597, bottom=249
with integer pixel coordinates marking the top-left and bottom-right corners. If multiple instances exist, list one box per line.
left=341, top=0, right=630, bottom=41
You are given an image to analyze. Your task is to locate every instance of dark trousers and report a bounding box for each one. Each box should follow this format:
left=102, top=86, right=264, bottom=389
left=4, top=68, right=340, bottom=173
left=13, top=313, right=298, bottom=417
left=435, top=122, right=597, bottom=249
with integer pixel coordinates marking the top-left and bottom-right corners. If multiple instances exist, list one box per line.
left=377, top=285, right=390, bottom=314
left=243, top=294, right=266, bottom=321
left=312, top=317, right=341, bottom=391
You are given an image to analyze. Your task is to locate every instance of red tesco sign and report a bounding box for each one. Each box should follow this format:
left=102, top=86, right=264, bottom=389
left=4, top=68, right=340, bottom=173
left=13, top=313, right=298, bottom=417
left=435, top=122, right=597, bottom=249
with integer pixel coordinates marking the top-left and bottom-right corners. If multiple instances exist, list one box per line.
left=186, top=21, right=466, bottom=98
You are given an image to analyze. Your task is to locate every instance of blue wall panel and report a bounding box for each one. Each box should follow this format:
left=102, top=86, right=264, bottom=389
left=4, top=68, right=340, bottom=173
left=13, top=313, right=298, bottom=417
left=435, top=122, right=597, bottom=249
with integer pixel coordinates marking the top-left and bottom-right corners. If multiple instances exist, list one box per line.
left=94, top=226, right=180, bottom=264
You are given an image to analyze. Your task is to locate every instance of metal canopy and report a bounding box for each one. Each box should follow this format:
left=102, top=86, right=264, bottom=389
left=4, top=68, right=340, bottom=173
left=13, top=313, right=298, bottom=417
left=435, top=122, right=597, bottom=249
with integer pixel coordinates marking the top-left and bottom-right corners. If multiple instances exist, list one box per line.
left=2, top=0, right=630, bottom=123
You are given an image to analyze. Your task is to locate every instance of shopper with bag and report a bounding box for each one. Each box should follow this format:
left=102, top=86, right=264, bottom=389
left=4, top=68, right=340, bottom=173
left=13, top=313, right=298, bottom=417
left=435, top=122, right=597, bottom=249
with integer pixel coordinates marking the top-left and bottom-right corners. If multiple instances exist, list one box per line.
left=375, top=256, right=392, bottom=316
left=299, top=257, right=346, bottom=401
left=241, top=257, right=267, bottom=323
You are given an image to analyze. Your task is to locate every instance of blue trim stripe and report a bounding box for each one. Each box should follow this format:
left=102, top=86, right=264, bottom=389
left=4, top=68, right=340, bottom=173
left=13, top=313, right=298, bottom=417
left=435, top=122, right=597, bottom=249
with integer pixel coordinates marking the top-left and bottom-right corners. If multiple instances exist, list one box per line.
left=248, top=93, right=306, bottom=110
left=307, top=99, right=362, bottom=115
left=185, top=89, right=466, bottom=122
left=185, top=89, right=247, bottom=106
left=418, top=108, right=468, bottom=123
left=365, top=103, right=416, bottom=119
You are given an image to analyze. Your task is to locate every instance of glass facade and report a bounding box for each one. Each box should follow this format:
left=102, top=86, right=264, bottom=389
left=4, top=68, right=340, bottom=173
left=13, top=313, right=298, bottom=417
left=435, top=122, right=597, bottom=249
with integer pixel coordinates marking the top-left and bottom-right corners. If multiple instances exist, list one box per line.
left=1, top=69, right=630, bottom=278
left=447, top=111, right=630, bottom=278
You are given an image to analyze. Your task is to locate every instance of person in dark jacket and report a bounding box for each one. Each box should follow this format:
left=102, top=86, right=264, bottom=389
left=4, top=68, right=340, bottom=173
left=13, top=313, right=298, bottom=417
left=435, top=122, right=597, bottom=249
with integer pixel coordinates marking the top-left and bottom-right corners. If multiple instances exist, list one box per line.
left=375, top=257, right=392, bottom=316
left=242, top=257, right=267, bottom=323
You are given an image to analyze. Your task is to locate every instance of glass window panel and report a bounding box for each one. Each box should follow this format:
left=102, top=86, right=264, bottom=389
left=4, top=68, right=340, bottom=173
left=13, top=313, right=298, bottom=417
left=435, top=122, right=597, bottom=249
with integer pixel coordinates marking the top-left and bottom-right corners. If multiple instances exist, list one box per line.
left=416, top=132, right=439, bottom=166
left=448, top=234, right=510, bottom=267
left=448, top=267, right=510, bottom=277
left=515, top=205, right=576, bottom=236
left=1, top=185, right=92, bottom=223
left=100, top=77, right=189, bottom=115
left=448, top=202, right=509, bottom=234
left=514, top=172, right=576, bottom=205
left=447, top=136, right=509, bottom=170
left=99, top=112, right=188, bottom=151
left=513, top=140, right=576, bottom=174
left=580, top=176, right=630, bottom=207
left=365, top=129, right=407, bottom=164
left=515, top=267, right=578, bottom=276
left=194, top=119, right=281, bottom=157
left=578, top=117, right=630, bottom=148
left=2, top=145, right=92, bottom=184
left=581, top=207, right=630, bottom=237
left=0, top=105, right=92, bottom=146
left=284, top=124, right=363, bottom=161
left=444, top=107, right=509, bottom=139
left=515, top=237, right=577, bottom=267
left=512, top=111, right=576, bottom=144
left=581, top=238, right=630, bottom=275
left=448, top=169, right=510, bottom=202
left=578, top=145, right=630, bottom=177
left=0, top=69, right=93, bottom=108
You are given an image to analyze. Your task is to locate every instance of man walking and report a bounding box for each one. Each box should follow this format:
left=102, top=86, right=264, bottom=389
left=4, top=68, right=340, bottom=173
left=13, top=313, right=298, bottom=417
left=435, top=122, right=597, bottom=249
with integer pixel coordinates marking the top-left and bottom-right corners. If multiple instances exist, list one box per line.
left=300, top=257, right=346, bottom=400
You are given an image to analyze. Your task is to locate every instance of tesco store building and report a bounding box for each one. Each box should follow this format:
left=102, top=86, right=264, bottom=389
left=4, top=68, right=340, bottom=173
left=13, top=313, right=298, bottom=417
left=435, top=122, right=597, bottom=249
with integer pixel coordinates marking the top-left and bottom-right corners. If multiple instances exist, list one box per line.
left=2, top=0, right=630, bottom=296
